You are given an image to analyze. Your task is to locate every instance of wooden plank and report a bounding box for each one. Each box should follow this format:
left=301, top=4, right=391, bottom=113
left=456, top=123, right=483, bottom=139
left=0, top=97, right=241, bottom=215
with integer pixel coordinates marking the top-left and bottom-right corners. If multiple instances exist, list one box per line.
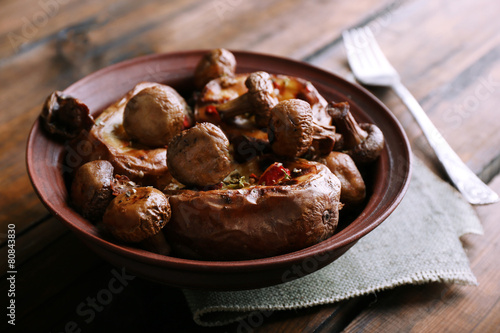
left=21, top=270, right=226, bottom=332
left=308, top=0, right=500, bottom=181
left=15, top=239, right=372, bottom=332
left=0, top=232, right=103, bottom=332
left=151, top=0, right=395, bottom=60
left=341, top=173, right=500, bottom=332
left=0, top=217, right=66, bottom=270
left=0, top=0, right=160, bottom=59
left=253, top=296, right=375, bottom=333
left=0, top=105, right=52, bottom=232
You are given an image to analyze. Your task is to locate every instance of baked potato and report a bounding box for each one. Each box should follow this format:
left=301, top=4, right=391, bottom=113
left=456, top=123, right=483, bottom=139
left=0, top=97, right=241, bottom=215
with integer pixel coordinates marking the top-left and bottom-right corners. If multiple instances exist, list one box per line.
left=163, top=159, right=341, bottom=260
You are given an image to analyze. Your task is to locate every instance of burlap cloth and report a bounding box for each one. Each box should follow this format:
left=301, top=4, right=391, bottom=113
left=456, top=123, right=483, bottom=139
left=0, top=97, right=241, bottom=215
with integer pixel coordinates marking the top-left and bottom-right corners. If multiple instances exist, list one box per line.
left=183, top=156, right=483, bottom=327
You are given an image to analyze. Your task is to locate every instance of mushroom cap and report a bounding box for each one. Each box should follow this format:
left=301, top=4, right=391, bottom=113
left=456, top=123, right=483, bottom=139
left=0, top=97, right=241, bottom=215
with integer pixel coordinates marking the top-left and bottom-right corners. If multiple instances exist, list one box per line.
left=269, top=99, right=314, bottom=158
left=167, top=122, right=233, bottom=186
left=245, top=71, right=278, bottom=126
left=71, top=160, right=114, bottom=221
left=347, top=123, right=385, bottom=163
left=194, top=48, right=236, bottom=89
left=123, top=86, right=185, bottom=147
left=245, top=71, right=274, bottom=95
left=103, top=187, right=171, bottom=243
left=40, top=91, right=94, bottom=140
left=318, top=151, right=366, bottom=206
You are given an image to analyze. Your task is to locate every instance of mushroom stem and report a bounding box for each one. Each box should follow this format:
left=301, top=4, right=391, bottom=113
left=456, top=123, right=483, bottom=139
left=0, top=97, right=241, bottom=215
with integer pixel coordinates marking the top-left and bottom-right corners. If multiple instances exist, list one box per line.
left=311, top=122, right=342, bottom=156
left=216, top=71, right=278, bottom=127
left=216, top=93, right=253, bottom=118
left=327, top=101, right=384, bottom=163
left=327, top=101, right=368, bottom=149
left=141, top=233, right=171, bottom=255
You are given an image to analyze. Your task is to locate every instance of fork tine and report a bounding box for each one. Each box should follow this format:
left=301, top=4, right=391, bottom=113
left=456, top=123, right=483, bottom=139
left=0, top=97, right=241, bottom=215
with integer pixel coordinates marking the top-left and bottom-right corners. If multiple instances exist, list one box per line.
left=343, top=28, right=380, bottom=76
left=342, top=29, right=367, bottom=73
left=361, top=27, right=397, bottom=72
left=343, top=26, right=400, bottom=85
left=352, top=27, right=381, bottom=70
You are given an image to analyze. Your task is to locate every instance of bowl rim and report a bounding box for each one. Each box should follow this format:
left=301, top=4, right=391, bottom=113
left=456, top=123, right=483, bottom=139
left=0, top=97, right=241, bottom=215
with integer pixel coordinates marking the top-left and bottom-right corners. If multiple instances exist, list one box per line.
left=26, top=49, right=412, bottom=273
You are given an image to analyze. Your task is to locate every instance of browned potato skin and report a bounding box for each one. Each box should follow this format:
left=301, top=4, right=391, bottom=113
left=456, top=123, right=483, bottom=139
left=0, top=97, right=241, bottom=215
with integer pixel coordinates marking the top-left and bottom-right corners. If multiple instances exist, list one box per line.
left=75, top=82, right=178, bottom=189
left=163, top=160, right=341, bottom=260
left=167, top=122, right=233, bottom=186
left=103, top=187, right=171, bottom=243
left=319, top=151, right=366, bottom=207
left=123, top=86, right=185, bottom=147
left=71, top=160, right=114, bottom=221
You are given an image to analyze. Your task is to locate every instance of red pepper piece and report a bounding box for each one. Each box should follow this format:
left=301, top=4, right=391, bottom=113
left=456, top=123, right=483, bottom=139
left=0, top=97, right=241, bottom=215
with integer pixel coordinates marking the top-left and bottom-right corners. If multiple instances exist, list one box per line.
left=206, top=105, right=218, bottom=115
left=205, top=105, right=221, bottom=121
left=183, top=115, right=191, bottom=129
left=258, top=162, right=291, bottom=186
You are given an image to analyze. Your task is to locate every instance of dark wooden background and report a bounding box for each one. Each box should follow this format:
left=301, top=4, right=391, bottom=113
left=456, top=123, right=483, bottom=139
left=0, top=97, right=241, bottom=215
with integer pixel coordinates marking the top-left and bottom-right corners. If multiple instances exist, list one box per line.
left=1, top=0, right=500, bottom=331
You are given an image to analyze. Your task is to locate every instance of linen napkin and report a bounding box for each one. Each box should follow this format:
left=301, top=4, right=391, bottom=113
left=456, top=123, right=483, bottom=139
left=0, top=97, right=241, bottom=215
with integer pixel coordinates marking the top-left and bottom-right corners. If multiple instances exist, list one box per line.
left=183, top=156, right=483, bottom=327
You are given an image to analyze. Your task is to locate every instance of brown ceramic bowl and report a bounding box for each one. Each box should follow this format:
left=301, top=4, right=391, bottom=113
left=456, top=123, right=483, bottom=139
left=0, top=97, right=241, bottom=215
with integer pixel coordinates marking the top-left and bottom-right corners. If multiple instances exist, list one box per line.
left=26, top=50, right=411, bottom=290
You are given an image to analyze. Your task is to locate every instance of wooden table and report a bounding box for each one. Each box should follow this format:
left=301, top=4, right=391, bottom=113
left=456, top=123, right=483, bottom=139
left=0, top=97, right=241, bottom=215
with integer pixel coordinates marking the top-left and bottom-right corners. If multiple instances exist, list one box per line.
left=2, top=0, right=499, bottom=331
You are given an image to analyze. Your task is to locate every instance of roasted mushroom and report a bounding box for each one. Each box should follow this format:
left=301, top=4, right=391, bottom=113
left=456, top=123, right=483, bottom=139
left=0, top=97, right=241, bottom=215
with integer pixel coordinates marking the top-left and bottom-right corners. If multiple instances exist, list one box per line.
left=194, top=48, right=236, bottom=90
left=328, top=102, right=384, bottom=163
left=167, top=122, right=233, bottom=187
left=268, top=99, right=340, bottom=159
left=318, top=151, right=366, bottom=207
left=40, top=91, right=94, bottom=140
left=77, top=82, right=181, bottom=188
left=71, top=160, right=114, bottom=221
left=103, top=187, right=171, bottom=255
left=123, top=85, right=186, bottom=147
left=163, top=160, right=341, bottom=260
left=216, top=71, right=279, bottom=127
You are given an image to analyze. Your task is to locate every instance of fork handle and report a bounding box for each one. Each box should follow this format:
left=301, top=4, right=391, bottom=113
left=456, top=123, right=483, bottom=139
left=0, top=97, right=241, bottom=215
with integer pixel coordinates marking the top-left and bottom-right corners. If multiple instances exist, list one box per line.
left=391, top=81, right=499, bottom=205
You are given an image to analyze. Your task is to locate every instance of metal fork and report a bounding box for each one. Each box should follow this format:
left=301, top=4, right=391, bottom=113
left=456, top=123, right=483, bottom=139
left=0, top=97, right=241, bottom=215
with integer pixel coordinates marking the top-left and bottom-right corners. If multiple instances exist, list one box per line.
left=342, top=26, right=499, bottom=205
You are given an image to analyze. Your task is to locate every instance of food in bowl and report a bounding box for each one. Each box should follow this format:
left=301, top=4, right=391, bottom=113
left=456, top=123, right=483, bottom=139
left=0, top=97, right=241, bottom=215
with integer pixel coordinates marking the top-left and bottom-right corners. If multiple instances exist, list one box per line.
left=39, top=49, right=384, bottom=261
